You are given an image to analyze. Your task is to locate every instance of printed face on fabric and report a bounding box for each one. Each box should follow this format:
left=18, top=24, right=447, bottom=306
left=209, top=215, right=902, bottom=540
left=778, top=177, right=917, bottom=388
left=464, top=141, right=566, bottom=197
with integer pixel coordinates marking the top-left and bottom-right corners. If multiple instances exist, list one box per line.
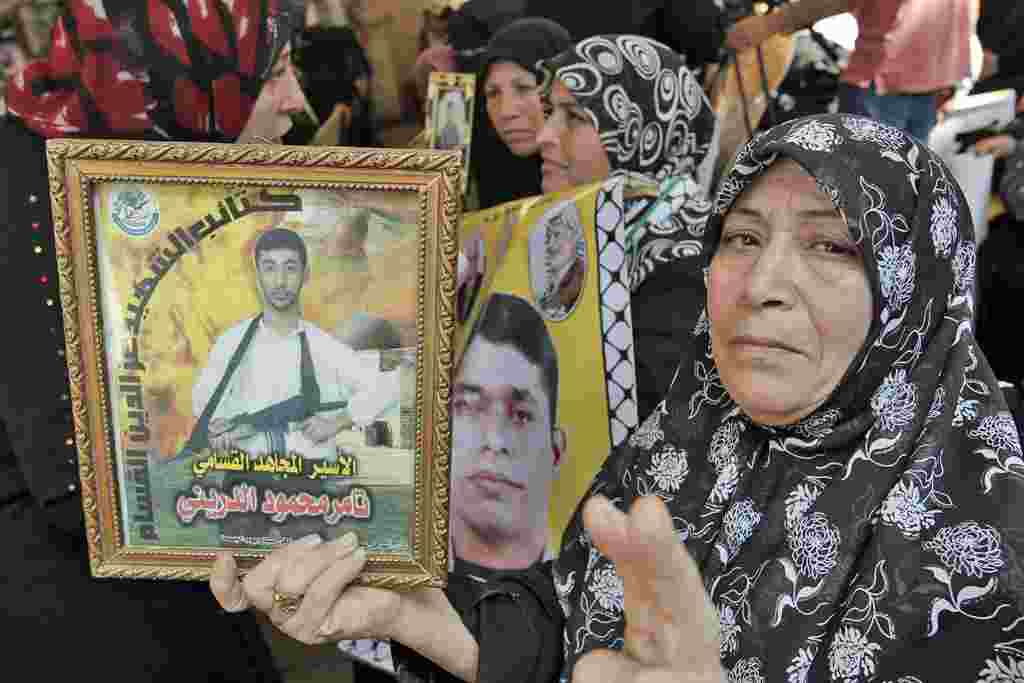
left=709, top=158, right=873, bottom=426
left=257, top=248, right=306, bottom=313
left=451, top=295, right=564, bottom=565
left=545, top=213, right=580, bottom=274
left=255, top=229, right=309, bottom=315
left=484, top=61, right=544, bottom=157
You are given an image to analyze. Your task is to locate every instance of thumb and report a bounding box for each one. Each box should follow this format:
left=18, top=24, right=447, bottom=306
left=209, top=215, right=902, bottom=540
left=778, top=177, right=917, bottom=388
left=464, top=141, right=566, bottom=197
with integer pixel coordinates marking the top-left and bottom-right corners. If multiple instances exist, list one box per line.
left=210, top=552, right=249, bottom=613
left=584, top=495, right=720, bottom=673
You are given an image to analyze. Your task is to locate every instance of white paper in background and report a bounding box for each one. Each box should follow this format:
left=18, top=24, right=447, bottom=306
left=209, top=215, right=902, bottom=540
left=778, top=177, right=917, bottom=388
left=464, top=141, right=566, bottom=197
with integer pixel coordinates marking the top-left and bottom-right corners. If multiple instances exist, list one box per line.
left=928, top=89, right=1017, bottom=246
left=813, top=13, right=858, bottom=52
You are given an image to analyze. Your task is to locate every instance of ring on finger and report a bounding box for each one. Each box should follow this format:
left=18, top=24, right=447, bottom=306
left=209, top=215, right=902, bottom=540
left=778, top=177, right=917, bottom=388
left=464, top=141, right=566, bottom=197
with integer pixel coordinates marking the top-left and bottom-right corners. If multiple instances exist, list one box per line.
left=272, top=590, right=304, bottom=617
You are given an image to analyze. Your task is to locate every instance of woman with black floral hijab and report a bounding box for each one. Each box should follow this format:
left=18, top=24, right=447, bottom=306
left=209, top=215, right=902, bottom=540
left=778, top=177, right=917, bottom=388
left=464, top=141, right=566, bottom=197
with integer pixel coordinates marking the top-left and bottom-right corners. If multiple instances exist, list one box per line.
left=556, top=112, right=1024, bottom=683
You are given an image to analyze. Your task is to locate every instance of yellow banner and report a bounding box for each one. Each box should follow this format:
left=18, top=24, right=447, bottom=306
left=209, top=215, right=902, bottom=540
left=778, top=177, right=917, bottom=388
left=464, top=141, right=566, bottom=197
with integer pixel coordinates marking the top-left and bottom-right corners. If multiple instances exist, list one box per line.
left=453, top=178, right=638, bottom=561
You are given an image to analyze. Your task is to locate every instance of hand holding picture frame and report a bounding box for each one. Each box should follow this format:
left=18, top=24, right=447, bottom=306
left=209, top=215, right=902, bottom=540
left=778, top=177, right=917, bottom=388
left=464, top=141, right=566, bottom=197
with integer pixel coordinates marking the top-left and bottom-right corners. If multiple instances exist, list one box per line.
left=46, top=139, right=460, bottom=589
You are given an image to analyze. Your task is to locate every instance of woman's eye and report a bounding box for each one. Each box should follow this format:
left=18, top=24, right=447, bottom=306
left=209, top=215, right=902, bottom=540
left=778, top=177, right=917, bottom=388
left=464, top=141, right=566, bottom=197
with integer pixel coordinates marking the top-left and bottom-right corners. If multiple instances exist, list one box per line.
left=811, top=240, right=859, bottom=257
left=511, top=408, right=534, bottom=425
left=723, top=232, right=759, bottom=248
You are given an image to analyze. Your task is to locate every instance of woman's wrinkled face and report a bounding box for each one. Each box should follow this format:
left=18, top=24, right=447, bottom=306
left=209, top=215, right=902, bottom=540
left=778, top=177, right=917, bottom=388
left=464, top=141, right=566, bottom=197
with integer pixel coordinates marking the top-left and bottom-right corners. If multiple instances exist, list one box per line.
left=484, top=61, right=544, bottom=157
left=536, top=80, right=611, bottom=193
left=708, top=159, right=873, bottom=426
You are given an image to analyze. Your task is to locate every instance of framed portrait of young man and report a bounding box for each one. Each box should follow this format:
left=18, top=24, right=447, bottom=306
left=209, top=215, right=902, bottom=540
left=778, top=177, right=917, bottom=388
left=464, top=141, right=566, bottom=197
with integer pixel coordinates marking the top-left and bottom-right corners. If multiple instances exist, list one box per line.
left=426, top=71, right=476, bottom=195
left=45, top=139, right=460, bottom=588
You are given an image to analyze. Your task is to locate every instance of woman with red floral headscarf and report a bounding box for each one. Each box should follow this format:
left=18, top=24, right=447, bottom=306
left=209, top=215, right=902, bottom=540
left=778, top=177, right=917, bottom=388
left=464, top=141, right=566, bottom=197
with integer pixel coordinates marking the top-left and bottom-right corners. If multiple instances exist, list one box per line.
left=0, top=1, right=306, bottom=680
left=5, top=0, right=306, bottom=141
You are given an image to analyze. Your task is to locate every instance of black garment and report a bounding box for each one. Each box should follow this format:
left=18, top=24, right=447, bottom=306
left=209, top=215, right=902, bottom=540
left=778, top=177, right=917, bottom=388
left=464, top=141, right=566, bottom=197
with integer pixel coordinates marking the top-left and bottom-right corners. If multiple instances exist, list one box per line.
left=976, top=211, right=1024, bottom=385
left=757, top=29, right=849, bottom=129
left=392, top=557, right=564, bottom=683
left=631, top=257, right=707, bottom=421
left=447, top=0, right=527, bottom=56
left=971, top=58, right=1024, bottom=385
left=0, top=115, right=280, bottom=681
left=522, top=0, right=725, bottom=73
left=295, top=26, right=377, bottom=147
left=977, top=0, right=1024, bottom=64
left=470, top=18, right=572, bottom=210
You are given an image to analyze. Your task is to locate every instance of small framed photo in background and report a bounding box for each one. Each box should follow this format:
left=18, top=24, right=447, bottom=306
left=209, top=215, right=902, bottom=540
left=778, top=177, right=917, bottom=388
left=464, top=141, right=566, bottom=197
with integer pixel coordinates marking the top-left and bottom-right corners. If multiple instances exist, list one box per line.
left=45, top=139, right=461, bottom=589
left=426, top=71, right=476, bottom=195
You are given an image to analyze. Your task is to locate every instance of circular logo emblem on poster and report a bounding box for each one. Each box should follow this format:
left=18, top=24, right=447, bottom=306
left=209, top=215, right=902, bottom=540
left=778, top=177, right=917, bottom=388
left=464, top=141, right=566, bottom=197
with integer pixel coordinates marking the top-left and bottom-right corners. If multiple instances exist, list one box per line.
left=528, top=200, right=586, bottom=322
left=111, top=187, right=160, bottom=237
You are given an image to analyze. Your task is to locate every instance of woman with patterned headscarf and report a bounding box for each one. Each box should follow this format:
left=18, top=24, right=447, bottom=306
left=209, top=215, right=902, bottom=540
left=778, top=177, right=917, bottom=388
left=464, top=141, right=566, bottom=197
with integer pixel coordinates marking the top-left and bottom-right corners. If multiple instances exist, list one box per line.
left=553, top=112, right=1024, bottom=683
left=212, top=112, right=1024, bottom=683
left=536, top=34, right=720, bottom=418
left=0, top=1, right=306, bottom=679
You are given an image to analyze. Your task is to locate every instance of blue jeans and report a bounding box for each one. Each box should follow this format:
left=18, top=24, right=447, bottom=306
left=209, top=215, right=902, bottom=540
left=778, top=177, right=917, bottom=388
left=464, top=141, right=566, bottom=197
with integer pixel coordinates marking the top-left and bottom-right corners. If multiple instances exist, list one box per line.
left=838, top=82, right=938, bottom=143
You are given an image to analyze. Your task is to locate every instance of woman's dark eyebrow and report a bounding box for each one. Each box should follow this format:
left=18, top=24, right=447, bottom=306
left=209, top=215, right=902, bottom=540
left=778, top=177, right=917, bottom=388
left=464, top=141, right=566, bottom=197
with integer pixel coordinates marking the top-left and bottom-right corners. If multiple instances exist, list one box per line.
left=453, top=383, right=540, bottom=405
left=728, top=206, right=841, bottom=220
left=798, top=208, right=844, bottom=220
left=726, top=206, right=766, bottom=222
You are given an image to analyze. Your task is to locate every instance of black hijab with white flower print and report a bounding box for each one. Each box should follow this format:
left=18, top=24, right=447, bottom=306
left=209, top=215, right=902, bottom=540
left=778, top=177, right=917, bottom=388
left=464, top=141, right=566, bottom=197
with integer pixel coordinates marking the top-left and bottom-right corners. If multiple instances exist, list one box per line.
left=554, top=114, right=1024, bottom=683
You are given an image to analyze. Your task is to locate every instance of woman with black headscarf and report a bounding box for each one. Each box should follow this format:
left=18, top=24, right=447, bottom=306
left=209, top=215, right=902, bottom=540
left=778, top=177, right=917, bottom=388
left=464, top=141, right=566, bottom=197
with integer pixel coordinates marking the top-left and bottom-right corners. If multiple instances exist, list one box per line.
left=469, top=17, right=571, bottom=209
left=556, top=112, right=1024, bottom=682
left=0, top=1, right=305, bottom=679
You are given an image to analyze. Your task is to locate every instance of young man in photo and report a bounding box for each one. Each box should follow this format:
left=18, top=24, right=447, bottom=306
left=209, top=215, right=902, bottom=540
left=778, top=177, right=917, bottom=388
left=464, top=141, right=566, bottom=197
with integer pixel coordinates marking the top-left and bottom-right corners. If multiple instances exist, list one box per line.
left=450, top=292, right=566, bottom=570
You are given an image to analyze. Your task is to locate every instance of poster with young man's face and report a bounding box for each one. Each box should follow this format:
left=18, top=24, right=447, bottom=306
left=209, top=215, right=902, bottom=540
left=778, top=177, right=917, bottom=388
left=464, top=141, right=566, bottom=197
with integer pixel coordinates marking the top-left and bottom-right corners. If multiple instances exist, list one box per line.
left=341, top=177, right=638, bottom=678
left=94, top=182, right=422, bottom=553
left=450, top=179, right=635, bottom=570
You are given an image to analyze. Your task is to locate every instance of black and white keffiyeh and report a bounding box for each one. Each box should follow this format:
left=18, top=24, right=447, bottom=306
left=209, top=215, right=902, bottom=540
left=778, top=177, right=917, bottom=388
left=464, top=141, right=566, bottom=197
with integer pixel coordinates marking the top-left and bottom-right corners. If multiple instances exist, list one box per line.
left=555, top=114, right=1024, bottom=683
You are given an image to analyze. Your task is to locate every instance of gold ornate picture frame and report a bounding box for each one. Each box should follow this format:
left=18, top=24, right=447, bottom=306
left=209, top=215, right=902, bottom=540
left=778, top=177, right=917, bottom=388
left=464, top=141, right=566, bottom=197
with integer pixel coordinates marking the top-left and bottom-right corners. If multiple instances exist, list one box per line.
left=46, top=139, right=460, bottom=589
left=426, top=71, right=476, bottom=195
